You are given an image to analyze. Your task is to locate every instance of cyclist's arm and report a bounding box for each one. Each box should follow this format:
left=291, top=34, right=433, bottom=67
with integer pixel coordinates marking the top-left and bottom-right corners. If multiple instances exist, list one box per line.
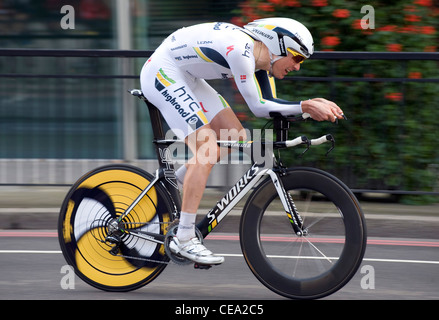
left=236, top=70, right=344, bottom=121
left=229, top=55, right=303, bottom=118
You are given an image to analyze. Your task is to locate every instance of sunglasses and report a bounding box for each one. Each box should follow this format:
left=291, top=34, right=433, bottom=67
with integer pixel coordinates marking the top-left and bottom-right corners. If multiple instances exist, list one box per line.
left=287, top=48, right=306, bottom=64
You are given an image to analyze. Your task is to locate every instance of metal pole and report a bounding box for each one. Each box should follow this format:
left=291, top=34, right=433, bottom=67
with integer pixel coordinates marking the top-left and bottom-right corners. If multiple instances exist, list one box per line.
left=116, top=0, right=137, bottom=161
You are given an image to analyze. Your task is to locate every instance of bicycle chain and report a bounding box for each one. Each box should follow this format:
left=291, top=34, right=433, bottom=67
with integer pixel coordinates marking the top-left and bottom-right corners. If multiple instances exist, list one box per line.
left=113, top=252, right=171, bottom=264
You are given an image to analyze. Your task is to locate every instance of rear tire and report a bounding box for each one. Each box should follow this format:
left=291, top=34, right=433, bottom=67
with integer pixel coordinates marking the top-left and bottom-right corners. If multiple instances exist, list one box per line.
left=58, top=164, right=176, bottom=292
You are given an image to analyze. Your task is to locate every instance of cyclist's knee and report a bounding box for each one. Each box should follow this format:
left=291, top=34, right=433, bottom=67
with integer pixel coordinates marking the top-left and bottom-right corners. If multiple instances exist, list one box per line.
left=190, top=142, right=221, bottom=167
left=186, top=126, right=221, bottom=165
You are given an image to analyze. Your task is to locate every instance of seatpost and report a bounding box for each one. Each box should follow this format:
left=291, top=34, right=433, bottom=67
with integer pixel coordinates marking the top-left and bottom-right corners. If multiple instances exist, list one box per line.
left=146, top=100, right=166, bottom=140
left=273, top=116, right=290, bottom=143
left=144, top=99, right=182, bottom=213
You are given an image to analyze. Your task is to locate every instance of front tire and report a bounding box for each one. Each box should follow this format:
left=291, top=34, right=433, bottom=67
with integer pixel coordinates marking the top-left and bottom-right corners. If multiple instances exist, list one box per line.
left=240, top=167, right=367, bottom=299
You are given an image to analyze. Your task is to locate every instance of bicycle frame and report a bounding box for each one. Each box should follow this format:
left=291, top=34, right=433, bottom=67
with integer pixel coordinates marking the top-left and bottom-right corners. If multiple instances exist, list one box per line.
left=122, top=90, right=333, bottom=244
left=58, top=90, right=364, bottom=299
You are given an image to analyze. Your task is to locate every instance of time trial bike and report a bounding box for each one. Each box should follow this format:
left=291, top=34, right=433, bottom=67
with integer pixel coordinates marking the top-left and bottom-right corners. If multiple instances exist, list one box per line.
left=58, top=89, right=367, bottom=299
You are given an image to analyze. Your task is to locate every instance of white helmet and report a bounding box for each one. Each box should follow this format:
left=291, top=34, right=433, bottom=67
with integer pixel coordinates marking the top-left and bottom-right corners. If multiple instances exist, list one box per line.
left=244, top=17, right=314, bottom=59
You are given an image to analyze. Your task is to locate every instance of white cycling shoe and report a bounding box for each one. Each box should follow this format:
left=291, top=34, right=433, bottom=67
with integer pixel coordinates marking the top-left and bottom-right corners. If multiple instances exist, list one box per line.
left=169, top=237, right=224, bottom=265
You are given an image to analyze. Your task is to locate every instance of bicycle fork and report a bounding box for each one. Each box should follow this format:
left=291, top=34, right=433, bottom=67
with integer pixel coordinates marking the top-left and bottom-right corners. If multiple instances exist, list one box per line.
left=267, top=169, right=307, bottom=236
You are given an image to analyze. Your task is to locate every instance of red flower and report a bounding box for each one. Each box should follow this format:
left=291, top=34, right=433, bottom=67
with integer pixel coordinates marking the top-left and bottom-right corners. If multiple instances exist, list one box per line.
left=420, top=26, right=436, bottom=34
left=424, top=46, right=437, bottom=52
left=385, top=92, right=403, bottom=101
left=404, top=15, right=421, bottom=22
left=414, top=0, right=432, bottom=6
left=268, top=0, right=283, bottom=4
left=268, top=0, right=301, bottom=6
left=332, top=9, right=350, bottom=18
left=258, top=3, right=275, bottom=12
left=311, top=0, right=327, bottom=7
left=230, top=16, right=244, bottom=27
left=408, top=72, right=422, bottom=79
left=378, top=25, right=398, bottom=32
left=386, top=43, right=402, bottom=52
left=404, top=5, right=417, bottom=12
left=351, top=19, right=363, bottom=30
left=285, top=0, right=301, bottom=6
left=321, top=36, right=340, bottom=47
left=398, top=25, right=417, bottom=33
left=241, top=4, right=262, bottom=21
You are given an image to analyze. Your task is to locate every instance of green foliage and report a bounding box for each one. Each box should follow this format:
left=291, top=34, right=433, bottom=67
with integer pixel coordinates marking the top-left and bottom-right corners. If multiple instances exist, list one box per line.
left=232, top=0, right=439, bottom=202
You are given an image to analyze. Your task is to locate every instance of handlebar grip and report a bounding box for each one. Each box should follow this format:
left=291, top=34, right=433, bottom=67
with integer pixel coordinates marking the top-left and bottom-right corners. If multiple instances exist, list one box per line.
left=284, top=136, right=308, bottom=147
left=310, top=134, right=333, bottom=146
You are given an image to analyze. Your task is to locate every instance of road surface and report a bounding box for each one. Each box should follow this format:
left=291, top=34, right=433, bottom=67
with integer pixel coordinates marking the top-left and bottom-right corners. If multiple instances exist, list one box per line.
left=1, top=229, right=438, bottom=301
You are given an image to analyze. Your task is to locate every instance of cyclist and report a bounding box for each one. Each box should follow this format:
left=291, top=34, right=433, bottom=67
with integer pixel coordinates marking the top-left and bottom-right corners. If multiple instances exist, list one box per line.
left=140, top=17, right=344, bottom=266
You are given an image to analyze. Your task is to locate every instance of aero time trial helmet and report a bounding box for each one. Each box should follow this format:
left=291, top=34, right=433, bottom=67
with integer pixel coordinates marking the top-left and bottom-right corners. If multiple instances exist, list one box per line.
left=243, top=17, right=314, bottom=59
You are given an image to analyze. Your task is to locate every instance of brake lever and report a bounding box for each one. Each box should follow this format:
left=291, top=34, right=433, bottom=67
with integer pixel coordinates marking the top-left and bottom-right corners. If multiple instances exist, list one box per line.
left=325, top=134, right=335, bottom=156
left=335, top=114, right=348, bottom=125
left=298, top=136, right=311, bottom=158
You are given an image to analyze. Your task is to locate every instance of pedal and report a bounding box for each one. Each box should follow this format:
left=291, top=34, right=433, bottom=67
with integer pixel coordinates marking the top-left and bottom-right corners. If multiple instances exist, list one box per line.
left=194, top=263, right=212, bottom=270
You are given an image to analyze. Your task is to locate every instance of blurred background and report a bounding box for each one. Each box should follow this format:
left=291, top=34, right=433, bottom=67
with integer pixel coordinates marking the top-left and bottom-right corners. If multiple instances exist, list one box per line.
left=0, top=0, right=438, bottom=203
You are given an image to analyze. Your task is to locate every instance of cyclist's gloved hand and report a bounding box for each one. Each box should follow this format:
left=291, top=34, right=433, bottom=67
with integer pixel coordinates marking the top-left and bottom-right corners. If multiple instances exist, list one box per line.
left=301, top=98, right=344, bottom=123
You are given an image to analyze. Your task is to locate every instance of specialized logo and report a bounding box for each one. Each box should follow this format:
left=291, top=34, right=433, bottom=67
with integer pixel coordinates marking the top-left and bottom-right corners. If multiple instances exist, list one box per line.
left=226, top=45, right=234, bottom=56
left=158, top=147, right=178, bottom=189
left=200, top=102, right=208, bottom=113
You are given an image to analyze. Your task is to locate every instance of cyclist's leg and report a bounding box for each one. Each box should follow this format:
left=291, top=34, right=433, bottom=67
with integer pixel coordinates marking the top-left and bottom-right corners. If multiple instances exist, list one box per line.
left=182, top=125, right=219, bottom=214
left=140, top=59, right=224, bottom=264
left=174, top=80, right=247, bottom=185
left=210, top=108, right=248, bottom=153
left=172, top=125, right=224, bottom=265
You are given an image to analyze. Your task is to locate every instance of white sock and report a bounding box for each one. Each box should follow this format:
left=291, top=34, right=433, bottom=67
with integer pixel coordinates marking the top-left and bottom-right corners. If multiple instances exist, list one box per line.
left=175, top=165, right=187, bottom=186
left=176, top=211, right=196, bottom=242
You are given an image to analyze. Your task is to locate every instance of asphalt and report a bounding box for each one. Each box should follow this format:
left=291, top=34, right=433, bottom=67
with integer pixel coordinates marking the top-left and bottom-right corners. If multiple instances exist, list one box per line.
left=0, top=185, right=438, bottom=239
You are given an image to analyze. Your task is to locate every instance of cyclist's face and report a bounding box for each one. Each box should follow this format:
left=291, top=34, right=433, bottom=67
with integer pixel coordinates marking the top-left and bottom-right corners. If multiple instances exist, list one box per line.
left=272, top=52, right=302, bottom=79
